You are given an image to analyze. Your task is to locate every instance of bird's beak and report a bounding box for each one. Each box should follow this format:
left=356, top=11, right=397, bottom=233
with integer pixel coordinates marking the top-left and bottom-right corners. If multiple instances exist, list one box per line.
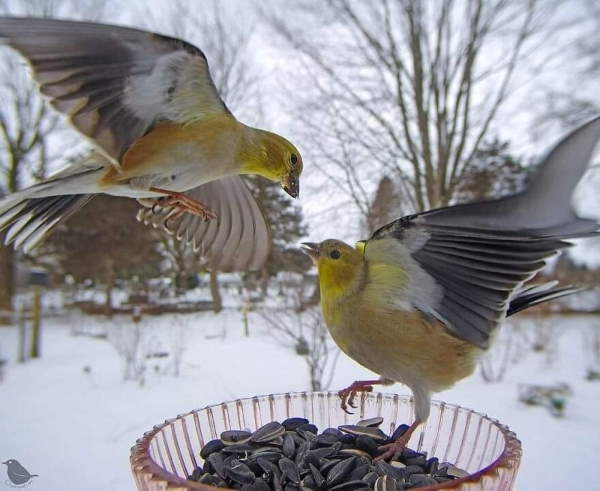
left=300, top=242, right=320, bottom=263
left=2, top=461, right=7, bottom=465
left=282, top=174, right=299, bottom=199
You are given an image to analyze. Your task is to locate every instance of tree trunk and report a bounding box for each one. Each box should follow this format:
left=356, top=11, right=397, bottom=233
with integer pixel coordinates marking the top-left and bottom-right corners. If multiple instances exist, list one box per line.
left=104, top=260, right=114, bottom=317
left=30, top=286, right=41, bottom=358
left=260, top=266, right=269, bottom=298
left=209, top=270, right=222, bottom=313
left=0, top=235, right=15, bottom=325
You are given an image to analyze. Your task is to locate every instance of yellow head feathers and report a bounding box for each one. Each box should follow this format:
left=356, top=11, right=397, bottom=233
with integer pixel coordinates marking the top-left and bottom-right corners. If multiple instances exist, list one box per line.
left=241, top=127, right=303, bottom=198
left=301, top=240, right=366, bottom=300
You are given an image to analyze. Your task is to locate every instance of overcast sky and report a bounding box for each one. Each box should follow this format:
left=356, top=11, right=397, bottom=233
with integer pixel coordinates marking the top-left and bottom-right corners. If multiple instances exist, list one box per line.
left=2, top=0, right=599, bottom=265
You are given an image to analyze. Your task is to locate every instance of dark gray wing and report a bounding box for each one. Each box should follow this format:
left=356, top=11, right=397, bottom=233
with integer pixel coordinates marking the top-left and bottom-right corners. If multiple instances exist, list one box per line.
left=370, top=220, right=571, bottom=348
left=137, top=176, right=271, bottom=272
left=0, top=17, right=229, bottom=164
left=369, top=117, right=600, bottom=348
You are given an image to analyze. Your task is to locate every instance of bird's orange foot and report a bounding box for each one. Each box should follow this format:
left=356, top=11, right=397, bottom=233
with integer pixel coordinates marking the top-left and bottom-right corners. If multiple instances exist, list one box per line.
left=150, top=187, right=217, bottom=224
left=375, top=437, right=410, bottom=462
left=374, top=420, right=422, bottom=461
left=337, top=379, right=382, bottom=414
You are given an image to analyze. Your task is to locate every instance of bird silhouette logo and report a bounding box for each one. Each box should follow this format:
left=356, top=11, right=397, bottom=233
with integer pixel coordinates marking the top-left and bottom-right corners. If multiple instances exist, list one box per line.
left=2, top=460, right=38, bottom=487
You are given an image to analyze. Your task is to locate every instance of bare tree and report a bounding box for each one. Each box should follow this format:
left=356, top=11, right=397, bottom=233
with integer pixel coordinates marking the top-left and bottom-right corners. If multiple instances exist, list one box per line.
left=533, top=0, right=600, bottom=129
left=259, top=280, right=340, bottom=391
left=362, top=175, right=403, bottom=235
left=266, top=0, right=561, bottom=229
left=0, top=53, right=58, bottom=317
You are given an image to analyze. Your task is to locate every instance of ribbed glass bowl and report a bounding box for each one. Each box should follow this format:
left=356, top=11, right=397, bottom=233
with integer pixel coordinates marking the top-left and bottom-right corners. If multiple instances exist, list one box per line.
left=130, top=391, right=521, bottom=490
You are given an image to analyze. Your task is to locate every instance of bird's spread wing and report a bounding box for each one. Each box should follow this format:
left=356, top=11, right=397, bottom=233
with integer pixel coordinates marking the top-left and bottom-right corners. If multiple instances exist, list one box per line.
left=0, top=17, right=229, bottom=165
left=137, top=176, right=270, bottom=272
left=368, top=220, right=570, bottom=348
left=367, top=117, right=600, bottom=349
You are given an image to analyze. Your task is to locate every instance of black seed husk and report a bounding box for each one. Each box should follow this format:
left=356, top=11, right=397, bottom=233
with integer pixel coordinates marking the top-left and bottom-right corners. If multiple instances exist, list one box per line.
left=192, top=416, right=468, bottom=490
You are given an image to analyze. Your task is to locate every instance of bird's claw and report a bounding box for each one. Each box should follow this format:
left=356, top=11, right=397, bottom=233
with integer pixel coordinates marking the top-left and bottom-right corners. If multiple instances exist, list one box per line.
left=374, top=438, right=409, bottom=462
left=149, top=187, right=217, bottom=222
left=337, top=381, right=375, bottom=414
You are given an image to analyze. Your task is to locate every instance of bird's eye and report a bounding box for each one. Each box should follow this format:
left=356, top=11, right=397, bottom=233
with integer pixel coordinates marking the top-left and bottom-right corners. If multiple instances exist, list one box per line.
left=330, top=249, right=341, bottom=259
left=290, top=153, right=298, bottom=165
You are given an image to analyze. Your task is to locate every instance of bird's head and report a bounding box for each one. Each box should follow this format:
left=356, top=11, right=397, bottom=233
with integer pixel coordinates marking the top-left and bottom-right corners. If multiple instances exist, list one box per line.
left=242, top=129, right=303, bottom=198
left=3, top=460, right=13, bottom=465
left=301, top=240, right=366, bottom=299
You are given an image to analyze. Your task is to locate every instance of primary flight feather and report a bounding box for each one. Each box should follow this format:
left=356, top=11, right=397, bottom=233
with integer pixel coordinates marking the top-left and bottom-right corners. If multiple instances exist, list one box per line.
left=0, top=17, right=303, bottom=271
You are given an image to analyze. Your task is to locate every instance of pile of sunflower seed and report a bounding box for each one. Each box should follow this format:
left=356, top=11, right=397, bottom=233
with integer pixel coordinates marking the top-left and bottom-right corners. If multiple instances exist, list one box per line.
left=188, top=417, right=469, bottom=490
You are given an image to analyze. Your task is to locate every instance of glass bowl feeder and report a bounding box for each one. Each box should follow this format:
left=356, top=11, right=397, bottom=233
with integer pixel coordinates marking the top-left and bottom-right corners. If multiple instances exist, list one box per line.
left=130, top=391, right=521, bottom=490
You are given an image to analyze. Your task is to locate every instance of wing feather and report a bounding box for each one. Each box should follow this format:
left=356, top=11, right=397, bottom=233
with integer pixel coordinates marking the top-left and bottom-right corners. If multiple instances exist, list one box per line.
left=137, top=177, right=270, bottom=272
left=0, top=17, right=229, bottom=164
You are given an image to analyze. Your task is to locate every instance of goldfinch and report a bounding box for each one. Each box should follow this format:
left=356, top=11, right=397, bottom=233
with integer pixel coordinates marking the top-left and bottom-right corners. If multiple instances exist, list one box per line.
left=302, top=116, right=600, bottom=459
left=0, top=17, right=302, bottom=271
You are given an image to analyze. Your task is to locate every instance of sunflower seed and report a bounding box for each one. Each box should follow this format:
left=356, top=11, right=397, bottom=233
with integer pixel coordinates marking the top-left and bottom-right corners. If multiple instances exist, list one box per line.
left=363, top=471, right=378, bottom=486
left=374, top=475, right=398, bottom=491
left=338, top=425, right=389, bottom=442
left=279, top=457, right=301, bottom=484
left=282, top=417, right=309, bottom=431
left=294, top=441, right=310, bottom=466
left=283, top=432, right=296, bottom=458
left=207, top=452, right=226, bottom=480
left=319, top=458, right=339, bottom=475
left=222, top=443, right=254, bottom=454
left=308, top=463, right=325, bottom=488
left=200, top=439, right=226, bottom=459
left=339, top=448, right=372, bottom=459
left=221, top=429, right=253, bottom=445
left=375, top=460, right=405, bottom=480
left=426, top=457, right=439, bottom=474
left=226, top=459, right=256, bottom=484
left=356, top=416, right=384, bottom=427
left=252, top=421, right=285, bottom=443
left=316, top=432, right=340, bottom=447
left=307, top=447, right=338, bottom=460
left=326, top=457, right=357, bottom=487
left=298, top=429, right=317, bottom=442
left=390, top=424, right=410, bottom=441
left=349, top=463, right=370, bottom=481
left=297, top=423, right=318, bottom=434
left=322, top=427, right=344, bottom=438
left=355, top=434, right=379, bottom=456
left=330, top=480, right=372, bottom=490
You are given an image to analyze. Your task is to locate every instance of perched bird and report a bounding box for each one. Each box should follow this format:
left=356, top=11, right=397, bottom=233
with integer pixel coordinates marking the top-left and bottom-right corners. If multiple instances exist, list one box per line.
left=302, top=117, right=600, bottom=460
left=0, top=17, right=303, bottom=271
left=3, top=459, right=38, bottom=485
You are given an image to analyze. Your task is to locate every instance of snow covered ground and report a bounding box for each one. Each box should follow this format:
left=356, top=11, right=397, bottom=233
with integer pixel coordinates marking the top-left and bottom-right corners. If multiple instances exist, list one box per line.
left=0, top=309, right=599, bottom=490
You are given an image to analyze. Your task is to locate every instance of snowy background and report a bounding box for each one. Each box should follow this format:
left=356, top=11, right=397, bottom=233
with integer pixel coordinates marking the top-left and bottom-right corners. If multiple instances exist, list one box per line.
left=1, top=290, right=600, bottom=490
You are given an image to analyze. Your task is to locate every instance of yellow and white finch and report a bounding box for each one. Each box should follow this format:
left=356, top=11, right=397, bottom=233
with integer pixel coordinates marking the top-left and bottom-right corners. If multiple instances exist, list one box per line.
left=302, top=117, right=600, bottom=460
left=0, top=17, right=303, bottom=271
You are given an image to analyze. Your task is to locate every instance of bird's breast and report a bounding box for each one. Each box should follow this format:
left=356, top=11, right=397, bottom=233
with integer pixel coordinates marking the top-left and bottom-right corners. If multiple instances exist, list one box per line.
left=323, top=297, right=479, bottom=392
left=100, top=118, right=242, bottom=189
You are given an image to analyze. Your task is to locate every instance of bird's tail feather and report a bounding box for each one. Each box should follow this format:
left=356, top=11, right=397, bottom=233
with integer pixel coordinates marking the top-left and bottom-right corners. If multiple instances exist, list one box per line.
left=0, top=194, right=95, bottom=252
left=424, top=116, right=600, bottom=238
left=507, top=281, right=583, bottom=317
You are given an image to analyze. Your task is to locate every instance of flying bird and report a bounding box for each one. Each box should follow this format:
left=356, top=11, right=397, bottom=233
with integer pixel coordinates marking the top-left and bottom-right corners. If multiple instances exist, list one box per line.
left=302, top=117, right=600, bottom=460
left=0, top=17, right=303, bottom=271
